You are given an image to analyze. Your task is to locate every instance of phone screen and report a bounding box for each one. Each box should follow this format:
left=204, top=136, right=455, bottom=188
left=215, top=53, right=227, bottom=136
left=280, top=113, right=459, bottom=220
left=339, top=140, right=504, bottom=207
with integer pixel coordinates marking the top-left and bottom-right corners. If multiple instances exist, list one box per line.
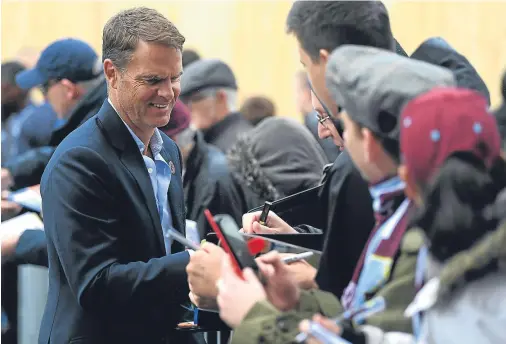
left=214, top=215, right=259, bottom=272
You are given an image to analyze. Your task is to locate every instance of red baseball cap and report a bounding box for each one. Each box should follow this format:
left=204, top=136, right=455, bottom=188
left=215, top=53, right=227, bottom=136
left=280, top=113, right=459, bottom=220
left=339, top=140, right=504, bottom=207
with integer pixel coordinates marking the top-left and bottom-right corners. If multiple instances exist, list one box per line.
left=158, top=99, right=191, bottom=139
left=400, top=87, right=501, bottom=184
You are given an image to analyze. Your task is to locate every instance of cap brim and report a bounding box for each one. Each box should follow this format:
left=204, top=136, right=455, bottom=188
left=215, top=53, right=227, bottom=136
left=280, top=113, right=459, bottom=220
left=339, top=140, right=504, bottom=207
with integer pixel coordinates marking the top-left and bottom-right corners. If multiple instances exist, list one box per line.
left=15, top=68, right=47, bottom=90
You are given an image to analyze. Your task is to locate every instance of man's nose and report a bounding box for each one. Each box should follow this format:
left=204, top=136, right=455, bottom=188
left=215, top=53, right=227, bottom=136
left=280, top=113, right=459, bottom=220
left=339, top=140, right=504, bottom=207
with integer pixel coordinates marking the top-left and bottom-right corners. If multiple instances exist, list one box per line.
left=158, top=80, right=175, bottom=99
left=317, top=122, right=328, bottom=139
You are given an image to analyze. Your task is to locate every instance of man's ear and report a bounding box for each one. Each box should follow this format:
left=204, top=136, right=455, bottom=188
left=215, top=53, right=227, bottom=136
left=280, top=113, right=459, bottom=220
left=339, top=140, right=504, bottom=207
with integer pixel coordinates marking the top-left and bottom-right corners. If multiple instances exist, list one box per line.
left=103, top=59, right=119, bottom=90
left=398, top=164, right=420, bottom=203
left=362, top=128, right=377, bottom=163
left=60, top=79, right=79, bottom=100
left=318, top=49, right=330, bottom=64
left=215, top=89, right=227, bottom=105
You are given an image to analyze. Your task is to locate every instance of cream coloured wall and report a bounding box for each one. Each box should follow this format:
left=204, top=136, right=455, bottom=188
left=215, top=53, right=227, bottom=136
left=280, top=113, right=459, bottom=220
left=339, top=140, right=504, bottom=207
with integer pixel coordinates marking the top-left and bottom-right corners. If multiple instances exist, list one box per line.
left=2, top=1, right=505, bottom=120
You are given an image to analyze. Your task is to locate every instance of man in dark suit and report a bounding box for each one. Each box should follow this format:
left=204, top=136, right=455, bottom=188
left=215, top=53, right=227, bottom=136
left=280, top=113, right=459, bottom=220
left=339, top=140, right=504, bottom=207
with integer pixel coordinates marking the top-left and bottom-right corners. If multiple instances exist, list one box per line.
left=39, top=7, right=196, bottom=344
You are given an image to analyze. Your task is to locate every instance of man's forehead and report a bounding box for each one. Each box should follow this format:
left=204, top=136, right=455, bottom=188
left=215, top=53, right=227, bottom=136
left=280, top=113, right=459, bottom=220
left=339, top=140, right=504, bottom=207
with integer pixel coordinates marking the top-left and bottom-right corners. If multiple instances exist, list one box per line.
left=129, top=43, right=181, bottom=71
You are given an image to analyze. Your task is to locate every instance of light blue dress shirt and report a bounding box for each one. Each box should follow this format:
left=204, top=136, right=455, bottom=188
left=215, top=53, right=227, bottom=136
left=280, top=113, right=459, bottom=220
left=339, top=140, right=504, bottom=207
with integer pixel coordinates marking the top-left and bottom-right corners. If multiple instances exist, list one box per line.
left=108, top=99, right=174, bottom=254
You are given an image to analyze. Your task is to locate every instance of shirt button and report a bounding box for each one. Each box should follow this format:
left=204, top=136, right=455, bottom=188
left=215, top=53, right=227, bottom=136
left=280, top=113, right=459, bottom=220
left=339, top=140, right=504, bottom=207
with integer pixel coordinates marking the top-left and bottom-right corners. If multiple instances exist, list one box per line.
left=148, top=168, right=153, bottom=174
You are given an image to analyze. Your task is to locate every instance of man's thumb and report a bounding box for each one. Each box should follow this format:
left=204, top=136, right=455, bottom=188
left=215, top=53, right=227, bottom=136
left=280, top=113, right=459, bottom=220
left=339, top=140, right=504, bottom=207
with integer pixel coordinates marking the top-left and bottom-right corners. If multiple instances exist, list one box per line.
left=243, top=268, right=261, bottom=284
left=252, top=222, right=274, bottom=234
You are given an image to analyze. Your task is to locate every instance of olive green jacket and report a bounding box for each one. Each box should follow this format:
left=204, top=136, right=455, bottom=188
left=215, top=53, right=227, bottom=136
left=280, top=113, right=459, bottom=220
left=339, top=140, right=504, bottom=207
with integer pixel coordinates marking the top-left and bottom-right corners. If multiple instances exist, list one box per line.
left=230, top=229, right=424, bottom=344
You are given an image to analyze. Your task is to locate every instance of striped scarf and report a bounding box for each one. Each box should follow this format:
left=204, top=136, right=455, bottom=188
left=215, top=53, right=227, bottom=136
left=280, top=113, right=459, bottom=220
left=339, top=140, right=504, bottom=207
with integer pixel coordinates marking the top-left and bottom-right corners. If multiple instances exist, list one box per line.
left=341, top=176, right=412, bottom=313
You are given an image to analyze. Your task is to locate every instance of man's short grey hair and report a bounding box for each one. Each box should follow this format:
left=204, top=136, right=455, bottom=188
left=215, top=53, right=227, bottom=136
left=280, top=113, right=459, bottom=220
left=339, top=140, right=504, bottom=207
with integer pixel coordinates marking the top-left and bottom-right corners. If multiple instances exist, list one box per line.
left=199, top=87, right=238, bottom=112
left=102, top=7, right=185, bottom=71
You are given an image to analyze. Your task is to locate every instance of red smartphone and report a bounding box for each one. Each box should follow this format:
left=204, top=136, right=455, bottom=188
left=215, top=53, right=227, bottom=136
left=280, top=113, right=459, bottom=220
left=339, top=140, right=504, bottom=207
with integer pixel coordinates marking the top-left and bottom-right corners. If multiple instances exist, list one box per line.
left=204, top=210, right=259, bottom=279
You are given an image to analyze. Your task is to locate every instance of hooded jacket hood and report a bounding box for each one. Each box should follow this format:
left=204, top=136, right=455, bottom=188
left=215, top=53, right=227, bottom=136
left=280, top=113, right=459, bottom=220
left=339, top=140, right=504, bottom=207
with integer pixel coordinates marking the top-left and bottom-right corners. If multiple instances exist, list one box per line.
left=410, top=37, right=490, bottom=106
left=227, top=117, right=327, bottom=202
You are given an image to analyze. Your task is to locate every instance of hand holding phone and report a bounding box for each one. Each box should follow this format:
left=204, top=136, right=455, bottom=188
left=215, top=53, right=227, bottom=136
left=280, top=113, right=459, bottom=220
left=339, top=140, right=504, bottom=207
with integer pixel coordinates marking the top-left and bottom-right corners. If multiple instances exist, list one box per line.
left=204, top=210, right=259, bottom=279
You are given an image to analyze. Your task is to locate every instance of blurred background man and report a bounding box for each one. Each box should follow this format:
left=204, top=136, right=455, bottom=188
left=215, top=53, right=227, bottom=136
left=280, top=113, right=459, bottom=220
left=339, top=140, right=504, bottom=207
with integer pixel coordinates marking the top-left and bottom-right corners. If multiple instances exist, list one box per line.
left=180, top=59, right=253, bottom=152
left=240, top=95, right=276, bottom=126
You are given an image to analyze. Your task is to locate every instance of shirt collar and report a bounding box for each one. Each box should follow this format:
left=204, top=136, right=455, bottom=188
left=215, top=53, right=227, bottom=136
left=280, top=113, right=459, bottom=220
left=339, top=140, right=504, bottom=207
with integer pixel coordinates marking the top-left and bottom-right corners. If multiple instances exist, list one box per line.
left=108, top=98, right=163, bottom=157
left=369, top=175, right=406, bottom=213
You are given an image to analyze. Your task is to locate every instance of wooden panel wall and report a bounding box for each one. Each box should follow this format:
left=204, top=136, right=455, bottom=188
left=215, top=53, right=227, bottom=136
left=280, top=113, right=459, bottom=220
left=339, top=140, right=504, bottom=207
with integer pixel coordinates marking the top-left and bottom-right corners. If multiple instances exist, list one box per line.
left=2, top=1, right=505, bottom=120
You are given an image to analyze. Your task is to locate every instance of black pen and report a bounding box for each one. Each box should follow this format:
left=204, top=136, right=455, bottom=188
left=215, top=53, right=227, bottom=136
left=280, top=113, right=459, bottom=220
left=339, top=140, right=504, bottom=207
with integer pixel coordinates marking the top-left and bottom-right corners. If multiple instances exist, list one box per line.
left=258, top=201, right=272, bottom=226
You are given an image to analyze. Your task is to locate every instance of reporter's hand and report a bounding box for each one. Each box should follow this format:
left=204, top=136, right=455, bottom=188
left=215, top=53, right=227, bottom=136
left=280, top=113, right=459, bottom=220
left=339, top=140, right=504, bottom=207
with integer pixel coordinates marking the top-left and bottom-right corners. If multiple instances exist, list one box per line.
left=241, top=211, right=296, bottom=234
left=279, top=253, right=318, bottom=290
left=299, top=314, right=342, bottom=344
left=186, top=243, right=225, bottom=299
left=1, top=169, right=13, bottom=191
left=256, top=251, right=301, bottom=311
left=189, top=292, right=218, bottom=310
left=1, top=197, right=22, bottom=221
left=217, top=255, right=266, bottom=328
left=1, top=227, right=25, bottom=257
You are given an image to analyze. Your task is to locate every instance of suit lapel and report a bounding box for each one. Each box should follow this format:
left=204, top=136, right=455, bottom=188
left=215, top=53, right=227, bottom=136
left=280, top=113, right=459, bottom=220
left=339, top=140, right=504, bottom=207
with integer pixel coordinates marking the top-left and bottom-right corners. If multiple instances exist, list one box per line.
left=96, top=101, right=165, bottom=254
left=160, top=147, right=185, bottom=234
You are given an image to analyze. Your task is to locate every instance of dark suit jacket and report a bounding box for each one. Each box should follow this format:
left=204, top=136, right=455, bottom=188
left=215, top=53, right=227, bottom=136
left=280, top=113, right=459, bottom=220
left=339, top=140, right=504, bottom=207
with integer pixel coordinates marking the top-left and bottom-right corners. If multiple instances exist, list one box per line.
left=40, top=100, right=191, bottom=344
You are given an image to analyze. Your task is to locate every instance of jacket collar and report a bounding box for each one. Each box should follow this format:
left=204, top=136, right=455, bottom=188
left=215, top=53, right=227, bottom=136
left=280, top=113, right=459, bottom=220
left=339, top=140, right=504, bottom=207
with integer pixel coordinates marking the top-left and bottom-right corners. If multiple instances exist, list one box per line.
left=203, top=111, right=242, bottom=144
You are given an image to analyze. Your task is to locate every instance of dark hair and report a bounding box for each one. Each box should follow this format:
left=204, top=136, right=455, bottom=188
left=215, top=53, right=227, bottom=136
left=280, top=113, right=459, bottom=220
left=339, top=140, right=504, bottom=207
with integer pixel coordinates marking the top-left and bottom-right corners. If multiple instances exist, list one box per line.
left=102, top=7, right=185, bottom=71
left=286, top=1, right=394, bottom=62
left=182, top=49, right=201, bottom=68
left=240, top=96, right=276, bottom=126
left=1, top=61, right=25, bottom=85
left=411, top=151, right=506, bottom=262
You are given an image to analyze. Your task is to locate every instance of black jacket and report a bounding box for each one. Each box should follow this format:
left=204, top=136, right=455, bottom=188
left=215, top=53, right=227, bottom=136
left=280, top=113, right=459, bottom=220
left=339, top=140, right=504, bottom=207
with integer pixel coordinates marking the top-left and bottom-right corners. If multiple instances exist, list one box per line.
left=4, top=78, right=107, bottom=190
left=411, top=37, right=490, bottom=105
left=40, top=100, right=190, bottom=344
left=184, top=132, right=246, bottom=237
left=315, top=151, right=375, bottom=298
left=202, top=112, right=253, bottom=152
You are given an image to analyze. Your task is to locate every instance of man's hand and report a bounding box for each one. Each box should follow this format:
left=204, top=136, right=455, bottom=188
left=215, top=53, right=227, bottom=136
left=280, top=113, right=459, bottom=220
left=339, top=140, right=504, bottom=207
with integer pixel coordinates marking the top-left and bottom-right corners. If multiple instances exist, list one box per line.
left=1, top=169, right=13, bottom=191
left=1, top=227, right=25, bottom=258
left=241, top=211, right=297, bottom=234
left=299, top=314, right=343, bottom=344
left=189, top=292, right=219, bottom=310
left=1, top=191, right=22, bottom=221
left=186, top=243, right=225, bottom=299
left=216, top=255, right=266, bottom=328
left=256, top=251, right=301, bottom=311
left=279, top=253, right=318, bottom=290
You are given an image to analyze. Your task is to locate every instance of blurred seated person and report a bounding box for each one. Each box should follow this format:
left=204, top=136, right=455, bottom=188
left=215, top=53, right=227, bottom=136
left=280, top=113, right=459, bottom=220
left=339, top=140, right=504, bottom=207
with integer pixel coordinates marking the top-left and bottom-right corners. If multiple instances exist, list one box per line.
left=227, top=116, right=328, bottom=210
left=182, top=49, right=201, bottom=68
left=1, top=61, right=30, bottom=163
left=1, top=39, right=106, bottom=191
left=294, top=70, right=340, bottom=163
left=180, top=59, right=253, bottom=152
left=16, top=101, right=57, bottom=155
left=240, top=95, right=276, bottom=126
left=159, top=100, right=246, bottom=238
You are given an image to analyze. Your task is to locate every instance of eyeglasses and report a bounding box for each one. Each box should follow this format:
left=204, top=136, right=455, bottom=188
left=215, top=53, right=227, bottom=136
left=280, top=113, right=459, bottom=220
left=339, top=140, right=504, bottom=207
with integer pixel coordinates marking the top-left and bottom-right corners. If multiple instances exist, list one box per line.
left=316, top=112, right=330, bottom=125
left=315, top=106, right=343, bottom=127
